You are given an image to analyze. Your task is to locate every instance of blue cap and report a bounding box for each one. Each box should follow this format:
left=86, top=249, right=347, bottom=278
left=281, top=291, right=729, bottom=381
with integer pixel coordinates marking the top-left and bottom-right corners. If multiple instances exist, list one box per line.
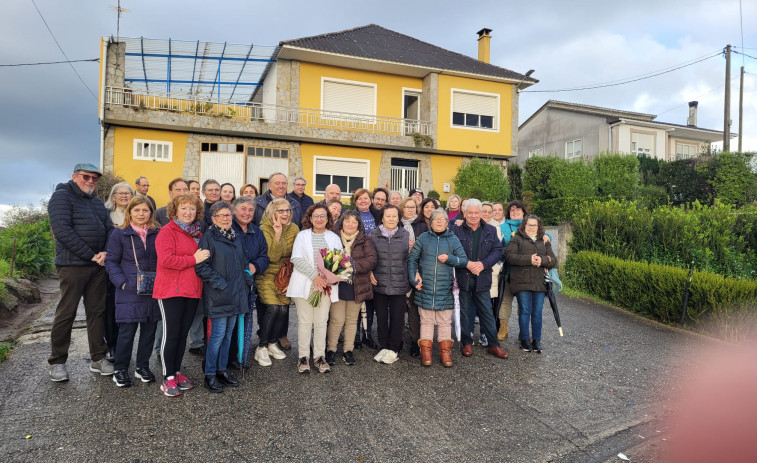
left=73, top=163, right=102, bottom=176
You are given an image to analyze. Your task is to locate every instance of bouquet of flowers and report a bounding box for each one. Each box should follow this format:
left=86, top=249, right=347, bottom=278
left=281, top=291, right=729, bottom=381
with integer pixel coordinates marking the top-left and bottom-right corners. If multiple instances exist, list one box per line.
left=308, top=248, right=353, bottom=307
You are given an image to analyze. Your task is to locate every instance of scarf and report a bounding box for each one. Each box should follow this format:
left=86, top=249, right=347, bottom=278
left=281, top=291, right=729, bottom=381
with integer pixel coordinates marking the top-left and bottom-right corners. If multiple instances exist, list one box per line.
left=527, top=233, right=538, bottom=241
left=400, top=217, right=416, bottom=242
left=130, top=222, right=148, bottom=247
left=212, top=224, right=236, bottom=241
left=174, top=218, right=202, bottom=244
left=379, top=224, right=398, bottom=239
left=340, top=230, right=359, bottom=257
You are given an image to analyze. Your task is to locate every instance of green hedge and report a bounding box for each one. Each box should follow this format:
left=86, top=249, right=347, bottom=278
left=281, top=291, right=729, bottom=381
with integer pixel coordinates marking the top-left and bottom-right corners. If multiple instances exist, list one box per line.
left=565, top=251, right=757, bottom=326
left=0, top=218, right=55, bottom=279
left=570, top=200, right=757, bottom=278
left=528, top=197, right=592, bottom=225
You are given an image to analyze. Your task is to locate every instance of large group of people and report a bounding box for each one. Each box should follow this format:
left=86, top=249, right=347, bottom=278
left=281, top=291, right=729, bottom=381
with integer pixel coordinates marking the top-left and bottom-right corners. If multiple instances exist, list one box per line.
left=47, top=162, right=556, bottom=396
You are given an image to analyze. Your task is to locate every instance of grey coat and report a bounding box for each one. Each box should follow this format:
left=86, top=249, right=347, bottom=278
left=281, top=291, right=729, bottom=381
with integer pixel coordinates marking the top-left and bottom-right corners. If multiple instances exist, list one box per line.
left=369, top=227, right=410, bottom=296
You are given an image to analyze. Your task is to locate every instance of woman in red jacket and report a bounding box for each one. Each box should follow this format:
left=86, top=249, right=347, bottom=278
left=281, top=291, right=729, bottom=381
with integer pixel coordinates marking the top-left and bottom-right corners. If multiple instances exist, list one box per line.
left=154, top=194, right=210, bottom=397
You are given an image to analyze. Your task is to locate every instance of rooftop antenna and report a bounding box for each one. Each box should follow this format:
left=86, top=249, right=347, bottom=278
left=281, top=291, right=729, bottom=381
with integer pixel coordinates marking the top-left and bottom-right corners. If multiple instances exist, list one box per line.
left=110, top=0, right=129, bottom=41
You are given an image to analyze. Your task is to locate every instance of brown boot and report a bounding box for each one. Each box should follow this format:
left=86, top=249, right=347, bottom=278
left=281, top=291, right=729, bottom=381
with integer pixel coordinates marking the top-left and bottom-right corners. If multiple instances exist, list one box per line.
left=418, top=340, right=433, bottom=366
left=497, top=321, right=508, bottom=341
left=438, top=340, right=454, bottom=367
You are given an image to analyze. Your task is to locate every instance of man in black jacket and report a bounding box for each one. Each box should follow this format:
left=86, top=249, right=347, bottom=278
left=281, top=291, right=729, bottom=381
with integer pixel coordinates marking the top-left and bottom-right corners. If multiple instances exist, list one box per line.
left=287, top=176, right=314, bottom=215
left=252, top=172, right=301, bottom=227
left=449, top=198, right=509, bottom=360
left=47, top=163, right=114, bottom=382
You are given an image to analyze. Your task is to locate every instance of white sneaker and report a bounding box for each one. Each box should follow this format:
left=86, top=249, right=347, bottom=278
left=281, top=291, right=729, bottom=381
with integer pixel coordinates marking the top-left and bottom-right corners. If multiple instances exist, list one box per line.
left=381, top=350, right=399, bottom=364
left=254, top=347, right=272, bottom=366
left=374, top=349, right=389, bottom=363
left=267, top=343, right=286, bottom=360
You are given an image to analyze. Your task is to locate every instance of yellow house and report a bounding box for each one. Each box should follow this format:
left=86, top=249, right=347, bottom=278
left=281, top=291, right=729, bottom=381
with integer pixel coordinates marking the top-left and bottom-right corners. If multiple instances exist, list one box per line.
left=99, top=25, right=537, bottom=206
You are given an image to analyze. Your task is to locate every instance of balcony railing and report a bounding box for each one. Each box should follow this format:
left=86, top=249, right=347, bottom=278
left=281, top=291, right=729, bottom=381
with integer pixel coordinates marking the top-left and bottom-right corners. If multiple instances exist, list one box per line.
left=104, top=87, right=432, bottom=136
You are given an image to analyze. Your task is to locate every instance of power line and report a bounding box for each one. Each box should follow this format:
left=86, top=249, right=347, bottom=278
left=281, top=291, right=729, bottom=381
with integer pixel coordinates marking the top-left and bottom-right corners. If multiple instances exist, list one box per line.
left=30, top=0, right=97, bottom=100
left=655, top=73, right=742, bottom=117
left=521, top=52, right=721, bottom=93
left=0, top=58, right=99, bottom=68
left=733, top=50, right=757, bottom=62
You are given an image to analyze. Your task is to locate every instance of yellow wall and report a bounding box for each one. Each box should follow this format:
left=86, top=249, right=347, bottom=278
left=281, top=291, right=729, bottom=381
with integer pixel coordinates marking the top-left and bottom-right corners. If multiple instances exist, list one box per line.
left=300, top=143, right=382, bottom=200
left=298, top=62, right=423, bottom=120
left=429, top=155, right=463, bottom=200
left=112, top=127, right=188, bottom=207
left=436, top=74, right=513, bottom=155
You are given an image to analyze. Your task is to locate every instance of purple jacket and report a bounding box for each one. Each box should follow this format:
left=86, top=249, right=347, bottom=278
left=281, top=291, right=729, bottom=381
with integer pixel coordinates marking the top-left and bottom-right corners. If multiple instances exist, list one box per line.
left=105, top=225, right=160, bottom=324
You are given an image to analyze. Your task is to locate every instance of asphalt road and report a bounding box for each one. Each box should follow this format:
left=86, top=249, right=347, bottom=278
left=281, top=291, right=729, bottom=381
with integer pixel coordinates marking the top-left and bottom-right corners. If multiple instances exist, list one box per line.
left=0, top=291, right=717, bottom=462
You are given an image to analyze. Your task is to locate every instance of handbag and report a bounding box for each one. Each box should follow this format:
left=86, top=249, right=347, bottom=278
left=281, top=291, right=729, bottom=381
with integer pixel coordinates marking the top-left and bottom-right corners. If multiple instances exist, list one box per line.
left=274, top=258, right=293, bottom=294
left=545, top=267, right=562, bottom=296
left=131, top=236, right=156, bottom=296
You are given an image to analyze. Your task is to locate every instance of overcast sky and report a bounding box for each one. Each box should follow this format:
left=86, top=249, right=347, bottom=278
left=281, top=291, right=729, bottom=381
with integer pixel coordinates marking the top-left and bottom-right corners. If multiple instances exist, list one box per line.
left=1, top=0, right=754, bottom=223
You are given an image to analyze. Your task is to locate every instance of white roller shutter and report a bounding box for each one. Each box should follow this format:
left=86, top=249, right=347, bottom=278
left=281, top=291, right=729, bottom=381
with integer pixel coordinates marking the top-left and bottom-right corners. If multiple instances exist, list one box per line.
left=316, top=158, right=367, bottom=178
left=453, top=91, right=497, bottom=117
left=323, top=80, right=375, bottom=115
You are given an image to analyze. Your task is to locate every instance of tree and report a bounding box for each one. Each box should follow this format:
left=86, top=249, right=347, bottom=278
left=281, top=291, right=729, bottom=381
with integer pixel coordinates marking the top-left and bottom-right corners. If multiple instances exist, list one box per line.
left=451, top=158, right=510, bottom=202
left=659, top=158, right=710, bottom=205
left=697, top=152, right=757, bottom=206
left=507, top=163, right=523, bottom=200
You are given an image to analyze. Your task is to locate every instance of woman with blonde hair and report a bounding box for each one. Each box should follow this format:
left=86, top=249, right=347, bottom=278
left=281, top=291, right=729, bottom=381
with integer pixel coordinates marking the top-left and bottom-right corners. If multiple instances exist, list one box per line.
left=254, top=198, right=299, bottom=366
left=105, top=196, right=160, bottom=387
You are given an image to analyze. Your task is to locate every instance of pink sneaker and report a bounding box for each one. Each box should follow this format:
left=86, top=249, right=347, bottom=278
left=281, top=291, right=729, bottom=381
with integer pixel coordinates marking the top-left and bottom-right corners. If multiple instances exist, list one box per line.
left=175, top=372, right=194, bottom=391
left=160, top=378, right=181, bottom=397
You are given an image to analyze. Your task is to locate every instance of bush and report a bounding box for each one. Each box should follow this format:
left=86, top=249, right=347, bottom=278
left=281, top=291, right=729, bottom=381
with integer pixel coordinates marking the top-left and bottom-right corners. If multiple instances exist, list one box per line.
left=2, top=200, right=49, bottom=228
left=548, top=159, right=597, bottom=198
left=658, top=158, right=710, bottom=205
left=95, top=171, right=126, bottom=204
left=570, top=200, right=757, bottom=278
left=565, top=251, right=757, bottom=327
left=451, top=158, right=510, bottom=202
left=0, top=218, right=55, bottom=279
left=528, top=197, right=592, bottom=226
left=636, top=185, right=669, bottom=210
left=696, top=152, right=757, bottom=206
left=523, top=156, right=562, bottom=200
left=427, top=190, right=441, bottom=199
left=594, top=153, right=639, bottom=200
left=507, top=163, right=523, bottom=200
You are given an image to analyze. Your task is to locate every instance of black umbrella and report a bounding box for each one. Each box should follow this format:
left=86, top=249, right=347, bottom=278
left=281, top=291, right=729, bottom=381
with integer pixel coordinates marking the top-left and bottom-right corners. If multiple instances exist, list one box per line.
left=544, top=275, right=563, bottom=336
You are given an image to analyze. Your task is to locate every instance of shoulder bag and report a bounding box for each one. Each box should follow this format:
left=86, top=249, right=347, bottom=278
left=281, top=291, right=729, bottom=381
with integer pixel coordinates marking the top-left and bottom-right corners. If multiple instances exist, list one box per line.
left=274, top=258, right=294, bottom=294
left=131, top=236, right=156, bottom=296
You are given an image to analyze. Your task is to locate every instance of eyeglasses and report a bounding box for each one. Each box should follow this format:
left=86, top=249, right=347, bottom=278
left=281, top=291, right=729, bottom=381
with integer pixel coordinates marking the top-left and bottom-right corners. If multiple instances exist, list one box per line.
left=115, top=192, right=131, bottom=196
left=214, top=213, right=232, bottom=219
left=525, top=223, right=538, bottom=228
left=78, top=173, right=100, bottom=182
left=432, top=217, right=448, bottom=222
left=276, top=208, right=292, bottom=214
left=374, top=197, right=386, bottom=203
left=311, top=214, right=328, bottom=219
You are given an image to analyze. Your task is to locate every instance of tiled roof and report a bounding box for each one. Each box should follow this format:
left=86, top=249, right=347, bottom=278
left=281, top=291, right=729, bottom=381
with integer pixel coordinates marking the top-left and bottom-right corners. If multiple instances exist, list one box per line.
left=281, top=24, right=536, bottom=83
left=545, top=100, right=657, bottom=120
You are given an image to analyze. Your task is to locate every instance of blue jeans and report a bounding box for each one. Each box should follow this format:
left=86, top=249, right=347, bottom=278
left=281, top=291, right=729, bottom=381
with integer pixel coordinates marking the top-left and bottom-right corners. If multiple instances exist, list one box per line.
left=205, top=315, right=237, bottom=376
left=515, top=291, right=546, bottom=341
left=458, top=290, right=500, bottom=348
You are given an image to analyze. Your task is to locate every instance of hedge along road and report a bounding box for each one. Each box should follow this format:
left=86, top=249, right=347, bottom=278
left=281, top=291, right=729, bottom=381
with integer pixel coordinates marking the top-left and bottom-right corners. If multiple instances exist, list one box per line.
left=0, top=283, right=723, bottom=462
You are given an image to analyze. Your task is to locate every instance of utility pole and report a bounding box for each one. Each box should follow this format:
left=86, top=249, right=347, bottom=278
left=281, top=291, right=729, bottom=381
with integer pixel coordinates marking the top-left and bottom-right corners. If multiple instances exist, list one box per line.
left=738, top=65, right=744, bottom=153
left=723, top=44, right=731, bottom=152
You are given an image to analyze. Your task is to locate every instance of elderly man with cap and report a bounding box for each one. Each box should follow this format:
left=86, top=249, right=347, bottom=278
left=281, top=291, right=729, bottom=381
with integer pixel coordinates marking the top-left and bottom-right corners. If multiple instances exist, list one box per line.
left=47, top=163, right=114, bottom=381
left=410, top=188, right=424, bottom=205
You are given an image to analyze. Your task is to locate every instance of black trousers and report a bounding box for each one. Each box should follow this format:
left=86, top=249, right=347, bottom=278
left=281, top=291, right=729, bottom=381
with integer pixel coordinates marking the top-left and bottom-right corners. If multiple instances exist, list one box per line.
left=114, top=321, right=157, bottom=371
left=104, top=282, right=119, bottom=351
left=158, top=297, right=198, bottom=378
left=373, top=293, right=406, bottom=352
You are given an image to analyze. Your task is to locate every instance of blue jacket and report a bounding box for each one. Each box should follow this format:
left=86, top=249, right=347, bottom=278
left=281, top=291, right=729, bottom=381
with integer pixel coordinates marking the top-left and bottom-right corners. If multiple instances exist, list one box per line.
left=449, top=219, right=503, bottom=293
left=252, top=190, right=302, bottom=229
left=232, top=219, right=270, bottom=278
left=287, top=191, right=315, bottom=215
left=408, top=229, right=468, bottom=310
left=195, top=226, right=254, bottom=318
left=48, top=181, right=112, bottom=266
left=105, top=226, right=160, bottom=324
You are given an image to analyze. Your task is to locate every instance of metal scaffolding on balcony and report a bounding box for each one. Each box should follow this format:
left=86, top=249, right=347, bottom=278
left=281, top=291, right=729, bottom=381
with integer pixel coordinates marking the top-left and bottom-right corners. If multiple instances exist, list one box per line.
left=121, top=37, right=277, bottom=102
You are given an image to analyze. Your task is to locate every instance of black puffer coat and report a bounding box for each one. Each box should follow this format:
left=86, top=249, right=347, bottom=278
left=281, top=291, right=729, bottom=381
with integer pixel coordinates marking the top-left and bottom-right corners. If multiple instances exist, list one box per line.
left=505, top=229, right=556, bottom=294
left=195, top=226, right=254, bottom=319
left=369, top=227, right=410, bottom=296
left=48, top=181, right=112, bottom=266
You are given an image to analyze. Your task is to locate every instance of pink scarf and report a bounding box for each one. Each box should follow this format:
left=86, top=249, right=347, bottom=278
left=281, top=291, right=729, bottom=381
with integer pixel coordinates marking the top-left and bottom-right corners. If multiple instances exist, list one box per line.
left=130, top=222, right=148, bottom=247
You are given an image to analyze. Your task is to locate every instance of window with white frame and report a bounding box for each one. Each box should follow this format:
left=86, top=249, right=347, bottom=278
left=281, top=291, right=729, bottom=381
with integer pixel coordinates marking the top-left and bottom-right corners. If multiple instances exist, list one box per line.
left=631, top=132, right=654, bottom=157
left=314, top=157, right=369, bottom=196
left=565, top=139, right=582, bottom=159
left=134, top=139, right=172, bottom=162
left=676, top=142, right=698, bottom=160
left=321, top=78, right=376, bottom=116
left=451, top=89, right=498, bottom=130
left=528, top=148, right=544, bottom=158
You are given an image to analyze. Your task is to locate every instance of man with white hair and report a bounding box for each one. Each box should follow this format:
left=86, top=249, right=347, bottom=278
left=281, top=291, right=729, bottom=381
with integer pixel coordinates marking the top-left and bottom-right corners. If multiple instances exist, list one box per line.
left=287, top=176, right=314, bottom=214
left=252, top=172, right=302, bottom=227
left=449, top=198, right=509, bottom=359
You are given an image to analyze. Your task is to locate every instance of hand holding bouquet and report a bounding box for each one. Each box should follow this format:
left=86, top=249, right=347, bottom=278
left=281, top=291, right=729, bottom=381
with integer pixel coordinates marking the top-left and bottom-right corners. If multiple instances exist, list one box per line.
left=308, top=248, right=354, bottom=307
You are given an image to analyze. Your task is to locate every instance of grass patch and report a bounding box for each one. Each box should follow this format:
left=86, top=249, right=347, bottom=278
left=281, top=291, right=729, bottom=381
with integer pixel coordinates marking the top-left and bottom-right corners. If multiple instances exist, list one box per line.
left=0, top=342, right=14, bottom=363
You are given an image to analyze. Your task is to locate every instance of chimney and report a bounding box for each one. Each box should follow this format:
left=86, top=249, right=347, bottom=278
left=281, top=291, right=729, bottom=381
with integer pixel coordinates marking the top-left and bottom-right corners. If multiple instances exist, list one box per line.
left=687, top=101, right=698, bottom=127
left=477, top=28, right=492, bottom=63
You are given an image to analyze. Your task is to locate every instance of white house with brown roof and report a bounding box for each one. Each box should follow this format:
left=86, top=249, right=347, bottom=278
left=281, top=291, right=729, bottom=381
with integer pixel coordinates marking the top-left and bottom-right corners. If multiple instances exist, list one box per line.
left=517, top=100, right=731, bottom=164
